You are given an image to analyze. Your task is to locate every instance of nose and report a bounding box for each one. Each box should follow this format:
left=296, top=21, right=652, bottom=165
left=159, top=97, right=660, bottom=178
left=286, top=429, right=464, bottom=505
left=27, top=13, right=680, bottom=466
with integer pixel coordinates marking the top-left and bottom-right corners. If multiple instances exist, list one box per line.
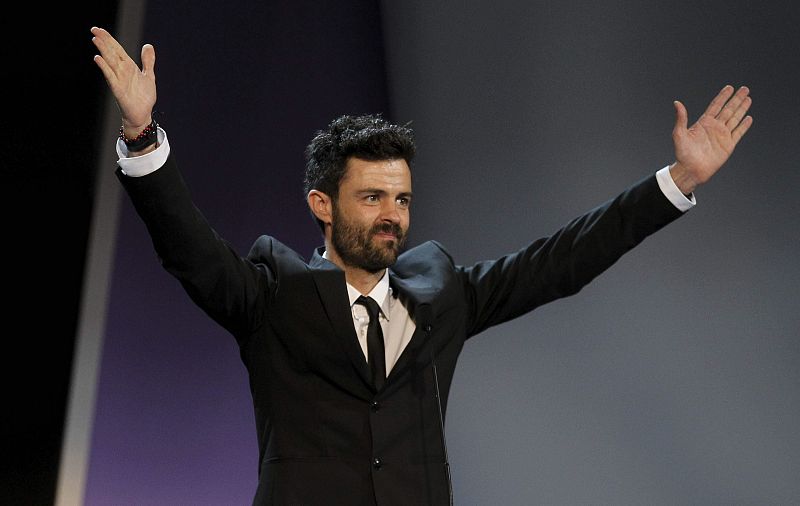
left=379, top=200, right=401, bottom=224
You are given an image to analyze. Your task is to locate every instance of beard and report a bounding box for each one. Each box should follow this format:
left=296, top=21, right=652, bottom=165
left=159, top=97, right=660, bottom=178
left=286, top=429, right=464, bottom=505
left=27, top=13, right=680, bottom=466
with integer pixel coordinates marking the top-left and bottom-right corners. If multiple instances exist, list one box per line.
left=331, top=205, right=408, bottom=274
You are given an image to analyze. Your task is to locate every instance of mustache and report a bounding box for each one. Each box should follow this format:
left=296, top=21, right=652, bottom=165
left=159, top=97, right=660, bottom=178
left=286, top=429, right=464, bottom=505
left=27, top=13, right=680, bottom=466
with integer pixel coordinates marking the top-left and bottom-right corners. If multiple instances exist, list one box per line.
left=370, top=222, right=404, bottom=239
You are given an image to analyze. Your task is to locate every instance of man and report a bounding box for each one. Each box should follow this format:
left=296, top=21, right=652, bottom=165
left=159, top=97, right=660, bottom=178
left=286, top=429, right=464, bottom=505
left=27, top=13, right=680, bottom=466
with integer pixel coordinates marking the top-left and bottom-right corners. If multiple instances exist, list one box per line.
left=91, top=25, right=752, bottom=505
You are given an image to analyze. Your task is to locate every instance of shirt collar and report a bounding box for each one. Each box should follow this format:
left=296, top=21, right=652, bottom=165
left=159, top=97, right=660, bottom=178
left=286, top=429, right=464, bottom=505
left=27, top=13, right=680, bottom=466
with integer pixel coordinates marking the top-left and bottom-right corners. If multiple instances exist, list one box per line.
left=323, top=250, right=392, bottom=318
left=345, top=272, right=391, bottom=319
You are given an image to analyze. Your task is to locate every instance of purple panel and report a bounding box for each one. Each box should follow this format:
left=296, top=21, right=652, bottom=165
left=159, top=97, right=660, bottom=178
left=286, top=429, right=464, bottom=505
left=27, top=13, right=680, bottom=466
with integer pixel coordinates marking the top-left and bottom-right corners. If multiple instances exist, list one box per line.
left=86, top=1, right=390, bottom=503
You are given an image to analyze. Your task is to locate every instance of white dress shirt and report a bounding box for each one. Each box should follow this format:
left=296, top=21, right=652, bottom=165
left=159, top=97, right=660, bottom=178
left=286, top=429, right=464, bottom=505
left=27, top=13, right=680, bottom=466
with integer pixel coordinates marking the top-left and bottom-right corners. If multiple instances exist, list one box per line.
left=320, top=253, right=416, bottom=376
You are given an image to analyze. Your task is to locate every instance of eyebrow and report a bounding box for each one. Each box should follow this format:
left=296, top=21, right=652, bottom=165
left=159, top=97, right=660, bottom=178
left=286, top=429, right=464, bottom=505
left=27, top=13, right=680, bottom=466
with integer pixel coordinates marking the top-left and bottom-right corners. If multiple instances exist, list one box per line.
left=356, top=189, right=413, bottom=199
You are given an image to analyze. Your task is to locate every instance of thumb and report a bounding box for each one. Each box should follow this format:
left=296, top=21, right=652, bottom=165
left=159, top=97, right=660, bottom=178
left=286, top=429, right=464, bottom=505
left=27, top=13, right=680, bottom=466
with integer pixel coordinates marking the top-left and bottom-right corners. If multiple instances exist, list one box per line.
left=141, top=43, right=156, bottom=75
left=673, top=100, right=688, bottom=135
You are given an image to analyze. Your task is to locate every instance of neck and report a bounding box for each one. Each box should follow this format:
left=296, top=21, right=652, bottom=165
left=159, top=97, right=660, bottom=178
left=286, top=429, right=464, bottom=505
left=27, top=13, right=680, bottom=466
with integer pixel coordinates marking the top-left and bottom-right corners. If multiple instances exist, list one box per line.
left=324, top=238, right=386, bottom=295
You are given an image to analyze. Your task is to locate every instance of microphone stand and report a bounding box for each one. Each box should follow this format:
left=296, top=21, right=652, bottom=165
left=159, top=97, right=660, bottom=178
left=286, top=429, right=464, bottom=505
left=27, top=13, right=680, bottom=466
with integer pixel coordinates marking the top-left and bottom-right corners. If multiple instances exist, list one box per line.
left=430, top=348, right=454, bottom=506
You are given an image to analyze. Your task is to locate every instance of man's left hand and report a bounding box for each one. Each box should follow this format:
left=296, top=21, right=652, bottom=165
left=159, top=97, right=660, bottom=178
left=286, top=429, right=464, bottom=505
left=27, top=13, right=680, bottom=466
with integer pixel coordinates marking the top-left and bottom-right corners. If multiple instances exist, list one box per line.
left=669, top=85, right=753, bottom=195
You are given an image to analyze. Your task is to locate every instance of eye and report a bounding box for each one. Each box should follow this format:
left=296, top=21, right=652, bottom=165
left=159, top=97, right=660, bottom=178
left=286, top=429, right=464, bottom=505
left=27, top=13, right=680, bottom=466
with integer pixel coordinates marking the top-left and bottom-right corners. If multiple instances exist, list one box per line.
left=397, top=197, right=411, bottom=208
left=366, top=194, right=379, bottom=203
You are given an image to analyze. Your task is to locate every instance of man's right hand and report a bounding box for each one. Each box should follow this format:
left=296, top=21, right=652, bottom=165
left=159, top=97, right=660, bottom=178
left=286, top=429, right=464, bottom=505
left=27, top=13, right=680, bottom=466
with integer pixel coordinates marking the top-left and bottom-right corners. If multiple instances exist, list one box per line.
left=91, top=26, right=157, bottom=140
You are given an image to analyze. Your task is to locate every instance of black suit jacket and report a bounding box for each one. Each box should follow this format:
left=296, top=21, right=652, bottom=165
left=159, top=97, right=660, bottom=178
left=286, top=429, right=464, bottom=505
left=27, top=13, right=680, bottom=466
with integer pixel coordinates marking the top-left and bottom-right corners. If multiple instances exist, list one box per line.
left=118, top=154, right=683, bottom=505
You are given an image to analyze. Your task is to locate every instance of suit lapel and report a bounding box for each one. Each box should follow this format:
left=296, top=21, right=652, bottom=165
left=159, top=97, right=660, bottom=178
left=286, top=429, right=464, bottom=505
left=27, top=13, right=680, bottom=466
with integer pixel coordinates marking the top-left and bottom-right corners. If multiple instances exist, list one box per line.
left=308, top=242, right=447, bottom=392
left=386, top=250, right=441, bottom=381
left=309, top=248, right=374, bottom=394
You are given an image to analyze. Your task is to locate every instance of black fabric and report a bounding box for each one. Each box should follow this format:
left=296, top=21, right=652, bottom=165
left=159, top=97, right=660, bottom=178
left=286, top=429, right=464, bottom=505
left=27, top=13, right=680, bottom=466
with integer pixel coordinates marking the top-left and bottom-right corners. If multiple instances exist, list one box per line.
left=117, top=154, right=684, bottom=505
left=356, top=295, right=387, bottom=391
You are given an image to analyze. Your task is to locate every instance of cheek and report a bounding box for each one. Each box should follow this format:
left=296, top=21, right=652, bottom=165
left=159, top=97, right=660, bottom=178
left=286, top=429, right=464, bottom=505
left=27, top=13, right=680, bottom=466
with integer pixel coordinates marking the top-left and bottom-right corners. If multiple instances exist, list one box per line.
left=339, top=204, right=375, bottom=226
left=401, top=211, right=411, bottom=228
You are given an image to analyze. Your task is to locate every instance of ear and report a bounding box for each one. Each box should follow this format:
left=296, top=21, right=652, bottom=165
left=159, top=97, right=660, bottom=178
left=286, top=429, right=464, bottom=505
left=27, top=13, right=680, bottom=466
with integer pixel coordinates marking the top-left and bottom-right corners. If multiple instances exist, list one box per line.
left=307, top=190, right=333, bottom=225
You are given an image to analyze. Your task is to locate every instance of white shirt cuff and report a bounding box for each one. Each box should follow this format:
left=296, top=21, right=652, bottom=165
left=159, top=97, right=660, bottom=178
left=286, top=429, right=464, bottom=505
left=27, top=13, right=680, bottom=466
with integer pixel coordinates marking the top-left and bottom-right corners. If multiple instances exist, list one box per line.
left=656, top=165, right=696, bottom=212
left=116, top=127, right=171, bottom=177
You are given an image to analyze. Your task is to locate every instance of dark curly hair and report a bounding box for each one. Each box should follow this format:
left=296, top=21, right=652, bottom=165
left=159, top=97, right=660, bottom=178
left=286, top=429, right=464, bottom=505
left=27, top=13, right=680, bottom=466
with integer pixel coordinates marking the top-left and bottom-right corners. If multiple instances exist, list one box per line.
left=304, top=114, right=416, bottom=232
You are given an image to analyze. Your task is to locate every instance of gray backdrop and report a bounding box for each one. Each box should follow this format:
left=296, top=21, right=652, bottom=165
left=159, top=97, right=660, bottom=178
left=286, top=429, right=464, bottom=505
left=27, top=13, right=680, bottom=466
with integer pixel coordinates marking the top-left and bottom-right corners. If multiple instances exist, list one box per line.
left=381, top=1, right=800, bottom=504
left=84, top=1, right=799, bottom=504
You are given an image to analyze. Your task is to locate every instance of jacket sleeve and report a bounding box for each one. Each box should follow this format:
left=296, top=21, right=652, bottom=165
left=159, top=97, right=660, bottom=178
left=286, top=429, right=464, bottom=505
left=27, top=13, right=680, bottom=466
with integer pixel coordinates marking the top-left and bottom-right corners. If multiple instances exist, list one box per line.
left=116, top=153, right=276, bottom=340
left=460, top=174, right=684, bottom=338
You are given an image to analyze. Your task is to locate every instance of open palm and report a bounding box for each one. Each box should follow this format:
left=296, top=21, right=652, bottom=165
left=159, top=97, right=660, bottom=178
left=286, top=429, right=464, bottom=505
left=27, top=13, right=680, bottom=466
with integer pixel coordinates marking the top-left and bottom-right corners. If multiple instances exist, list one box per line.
left=671, top=85, right=753, bottom=192
left=91, top=27, right=157, bottom=134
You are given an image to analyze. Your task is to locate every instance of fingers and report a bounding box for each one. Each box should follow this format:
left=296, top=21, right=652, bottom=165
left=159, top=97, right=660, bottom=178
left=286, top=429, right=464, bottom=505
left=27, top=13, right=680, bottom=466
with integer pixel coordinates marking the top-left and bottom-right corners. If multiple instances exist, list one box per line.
left=91, top=27, right=156, bottom=90
left=91, top=27, right=122, bottom=73
left=731, top=115, right=754, bottom=144
left=700, top=84, right=753, bottom=141
left=91, top=28, right=128, bottom=84
left=92, top=54, right=116, bottom=85
left=92, top=26, right=154, bottom=77
left=711, top=85, right=753, bottom=144
left=91, top=27, right=128, bottom=64
left=725, top=94, right=752, bottom=130
left=141, top=44, right=156, bottom=75
left=673, top=100, right=688, bottom=134
left=716, top=86, right=750, bottom=124
left=703, top=84, right=735, bottom=118
left=91, top=31, right=115, bottom=72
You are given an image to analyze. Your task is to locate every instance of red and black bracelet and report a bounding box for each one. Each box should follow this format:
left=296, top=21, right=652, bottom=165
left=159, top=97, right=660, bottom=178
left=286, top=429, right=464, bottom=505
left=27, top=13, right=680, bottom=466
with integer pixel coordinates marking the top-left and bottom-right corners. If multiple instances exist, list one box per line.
left=119, top=119, right=159, bottom=152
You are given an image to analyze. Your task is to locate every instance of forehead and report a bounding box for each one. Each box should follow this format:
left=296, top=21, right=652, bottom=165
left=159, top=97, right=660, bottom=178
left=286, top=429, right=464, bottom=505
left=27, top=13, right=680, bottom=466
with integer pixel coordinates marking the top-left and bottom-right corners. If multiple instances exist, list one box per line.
left=340, top=157, right=411, bottom=191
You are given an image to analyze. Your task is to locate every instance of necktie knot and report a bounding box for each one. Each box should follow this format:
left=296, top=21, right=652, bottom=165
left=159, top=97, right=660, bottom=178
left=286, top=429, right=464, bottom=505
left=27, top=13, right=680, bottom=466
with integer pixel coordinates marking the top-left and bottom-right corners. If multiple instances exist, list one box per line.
left=356, top=295, right=381, bottom=320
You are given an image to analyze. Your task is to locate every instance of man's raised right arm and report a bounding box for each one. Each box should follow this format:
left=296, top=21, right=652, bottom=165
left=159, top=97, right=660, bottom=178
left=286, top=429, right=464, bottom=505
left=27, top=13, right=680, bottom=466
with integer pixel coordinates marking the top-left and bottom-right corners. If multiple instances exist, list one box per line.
left=92, top=27, right=275, bottom=340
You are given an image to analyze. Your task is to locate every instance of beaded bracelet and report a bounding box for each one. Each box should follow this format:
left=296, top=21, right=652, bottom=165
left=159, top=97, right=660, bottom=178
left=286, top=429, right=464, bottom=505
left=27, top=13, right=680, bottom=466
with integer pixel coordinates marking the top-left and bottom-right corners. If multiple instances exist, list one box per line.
left=119, top=119, right=159, bottom=152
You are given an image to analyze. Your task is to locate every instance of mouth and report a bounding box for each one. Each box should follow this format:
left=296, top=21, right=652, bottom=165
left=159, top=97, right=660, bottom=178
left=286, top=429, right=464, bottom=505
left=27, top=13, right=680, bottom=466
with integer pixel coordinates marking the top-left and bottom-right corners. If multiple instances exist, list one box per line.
left=371, top=224, right=402, bottom=243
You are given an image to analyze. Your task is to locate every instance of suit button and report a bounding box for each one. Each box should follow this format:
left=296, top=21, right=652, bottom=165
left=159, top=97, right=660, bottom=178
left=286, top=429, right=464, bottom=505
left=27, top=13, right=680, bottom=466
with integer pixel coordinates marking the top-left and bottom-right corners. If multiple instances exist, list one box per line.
left=372, top=457, right=382, bottom=470
left=424, top=324, right=432, bottom=332
left=370, top=401, right=380, bottom=412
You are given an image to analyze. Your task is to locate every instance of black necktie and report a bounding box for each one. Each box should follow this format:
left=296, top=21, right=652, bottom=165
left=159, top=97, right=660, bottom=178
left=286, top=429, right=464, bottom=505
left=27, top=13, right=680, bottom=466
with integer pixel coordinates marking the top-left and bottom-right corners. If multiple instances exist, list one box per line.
left=356, top=295, right=386, bottom=390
